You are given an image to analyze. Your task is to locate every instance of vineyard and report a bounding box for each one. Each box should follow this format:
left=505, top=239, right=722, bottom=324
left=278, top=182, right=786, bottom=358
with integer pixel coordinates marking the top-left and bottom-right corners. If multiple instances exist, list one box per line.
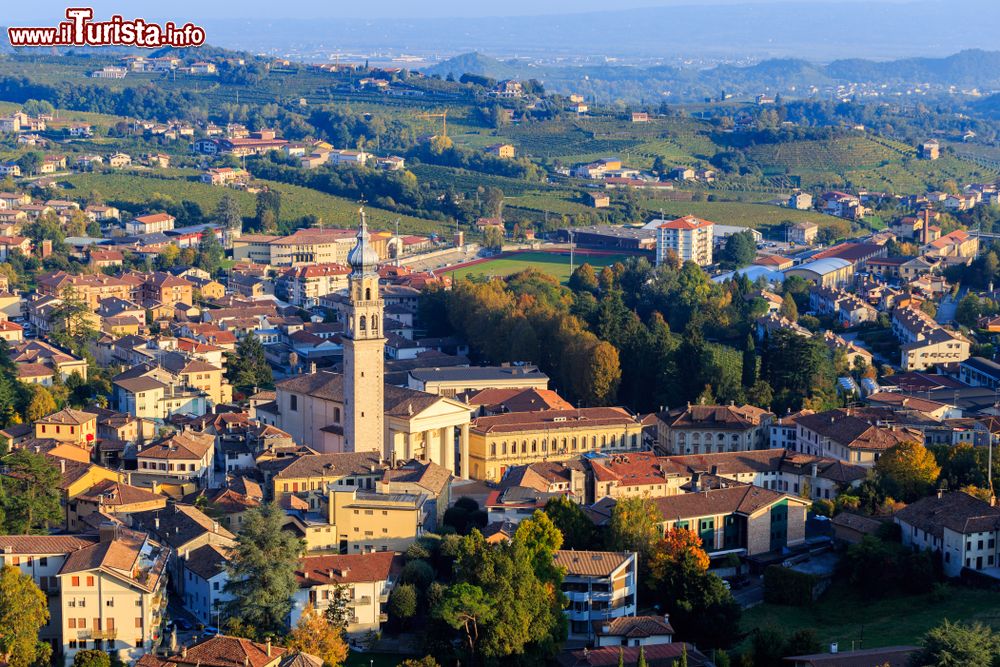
left=635, top=198, right=841, bottom=232
left=744, top=137, right=900, bottom=173
left=59, top=171, right=445, bottom=235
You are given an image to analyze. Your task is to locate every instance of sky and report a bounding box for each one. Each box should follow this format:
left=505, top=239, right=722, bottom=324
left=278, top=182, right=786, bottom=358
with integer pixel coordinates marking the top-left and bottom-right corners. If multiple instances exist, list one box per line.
left=4, top=0, right=897, bottom=21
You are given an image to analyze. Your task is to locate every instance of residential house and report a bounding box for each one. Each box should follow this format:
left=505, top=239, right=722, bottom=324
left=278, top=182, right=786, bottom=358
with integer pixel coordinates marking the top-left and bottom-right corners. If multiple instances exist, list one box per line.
left=795, top=408, right=923, bottom=467
left=291, top=551, right=402, bottom=634
left=125, top=213, right=176, bottom=235
left=556, top=550, right=637, bottom=642
left=181, top=544, right=231, bottom=625
left=136, top=431, right=216, bottom=488
left=896, top=491, right=1000, bottom=577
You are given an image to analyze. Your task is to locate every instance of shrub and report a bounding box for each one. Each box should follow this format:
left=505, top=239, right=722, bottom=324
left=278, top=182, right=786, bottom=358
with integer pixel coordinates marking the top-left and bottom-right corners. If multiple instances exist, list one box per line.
left=763, top=565, right=820, bottom=606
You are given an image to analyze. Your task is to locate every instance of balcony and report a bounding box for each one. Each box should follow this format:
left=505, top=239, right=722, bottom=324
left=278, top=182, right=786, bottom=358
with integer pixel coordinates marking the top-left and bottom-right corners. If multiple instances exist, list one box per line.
left=93, top=628, right=118, bottom=640
left=349, top=596, right=372, bottom=607
left=378, top=613, right=388, bottom=623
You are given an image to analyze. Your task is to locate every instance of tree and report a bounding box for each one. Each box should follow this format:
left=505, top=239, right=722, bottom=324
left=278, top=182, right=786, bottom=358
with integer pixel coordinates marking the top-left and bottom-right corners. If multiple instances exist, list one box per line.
left=544, top=495, right=596, bottom=550
left=914, top=620, right=1000, bottom=667
left=25, top=386, right=57, bottom=422
left=223, top=502, right=304, bottom=635
left=16, top=152, right=41, bottom=177
left=779, top=292, right=798, bottom=321
left=568, top=263, right=599, bottom=293
left=388, top=583, right=418, bottom=627
left=722, top=231, right=756, bottom=268
left=226, top=333, right=273, bottom=394
left=214, top=193, right=243, bottom=234
left=399, top=658, right=440, bottom=667
left=608, top=496, right=662, bottom=562
left=741, top=334, right=757, bottom=387
left=0, top=449, right=62, bottom=533
left=637, top=645, right=648, bottom=667
left=483, top=225, right=504, bottom=250
left=196, top=230, right=225, bottom=276
left=646, top=529, right=741, bottom=649
left=876, top=440, right=941, bottom=502
left=72, top=650, right=111, bottom=667
left=285, top=604, right=348, bottom=667
left=581, top=340, right=621, bottom=406
left=0, top=565, right=49, bottom=667
left=434, top=582, right=495, bottom=661
left=47, top=287, right=98, bottom=356
left=322, top=583, right=353, bottom=631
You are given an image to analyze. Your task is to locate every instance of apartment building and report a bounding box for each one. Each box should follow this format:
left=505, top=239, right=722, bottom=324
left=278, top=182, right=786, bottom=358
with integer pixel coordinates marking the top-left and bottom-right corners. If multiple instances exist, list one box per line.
left=795, top=408, right=922, bottom=467
left=279, top=263, right=351, bottom=307
left=896, top=490, right=1000, bottom=577
left=291, top=551, right=403, bottom=635
left=892, top=306, right=971, bottom=371
left=0, top=526, right=170, bottom=664
left=135, top=431, right=216, bottom=488
left=655, top=215, right=714, bottom=267
left=555, top=550, right=638, bottom=642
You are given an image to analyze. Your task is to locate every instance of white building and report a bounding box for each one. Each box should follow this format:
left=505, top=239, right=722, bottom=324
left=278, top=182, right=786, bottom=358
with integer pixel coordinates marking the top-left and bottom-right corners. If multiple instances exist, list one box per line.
left=654, top=215, right=715, bottom=266
left=181, top=544, right=231, bottom=625
left=896, top=491, right=1000, bottom=577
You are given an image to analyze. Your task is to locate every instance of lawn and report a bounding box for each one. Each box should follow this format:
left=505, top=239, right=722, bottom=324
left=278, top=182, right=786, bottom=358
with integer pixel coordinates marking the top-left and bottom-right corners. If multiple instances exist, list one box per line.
left=447, top=250, right=638, bottom=284
left=741, top=583, right=1000, bottom=651
left=344, top=652, right=406, bottom=667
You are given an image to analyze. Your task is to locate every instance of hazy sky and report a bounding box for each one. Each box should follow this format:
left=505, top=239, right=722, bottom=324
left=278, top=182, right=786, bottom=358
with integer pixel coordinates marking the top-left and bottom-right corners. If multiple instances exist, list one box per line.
left=5, top=0, right=896, bottom=21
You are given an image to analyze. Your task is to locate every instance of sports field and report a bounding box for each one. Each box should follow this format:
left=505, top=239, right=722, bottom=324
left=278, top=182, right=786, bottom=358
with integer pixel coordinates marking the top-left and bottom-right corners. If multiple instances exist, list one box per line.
left=445, top=251, right=638, bottom=284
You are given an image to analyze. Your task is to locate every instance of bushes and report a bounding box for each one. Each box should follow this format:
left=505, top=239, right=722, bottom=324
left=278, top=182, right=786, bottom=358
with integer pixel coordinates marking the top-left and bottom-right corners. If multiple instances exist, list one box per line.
left=762, top=566, right=821, bottom=606
left=843, top=535, right=938, bottom=598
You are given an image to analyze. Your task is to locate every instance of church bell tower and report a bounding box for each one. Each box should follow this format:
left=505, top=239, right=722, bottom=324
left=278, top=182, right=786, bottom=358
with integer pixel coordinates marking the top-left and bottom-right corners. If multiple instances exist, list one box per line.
left=342, top=207, right=385, bottom=454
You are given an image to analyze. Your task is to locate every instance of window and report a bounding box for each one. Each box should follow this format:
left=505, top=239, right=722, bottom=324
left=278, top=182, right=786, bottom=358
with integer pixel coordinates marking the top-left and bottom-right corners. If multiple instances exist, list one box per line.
left=71, top=576, right=80, bottom=587
left=290, top=395, right=298, bottom=411
left=68, top=618, right=77, bottom=629
left=135, top=617, right=143, bottom=628
left=359, top=315, right=366, bottom=331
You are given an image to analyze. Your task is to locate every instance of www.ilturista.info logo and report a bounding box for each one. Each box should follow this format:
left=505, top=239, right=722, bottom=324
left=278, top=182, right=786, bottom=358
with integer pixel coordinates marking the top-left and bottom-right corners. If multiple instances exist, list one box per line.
left=8, top=8, right=206, bottom=48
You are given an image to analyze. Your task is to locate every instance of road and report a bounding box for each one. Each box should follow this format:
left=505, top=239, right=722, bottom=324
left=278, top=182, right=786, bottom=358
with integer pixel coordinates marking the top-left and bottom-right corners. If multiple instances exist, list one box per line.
left=936, top=289, right=964, bottom=325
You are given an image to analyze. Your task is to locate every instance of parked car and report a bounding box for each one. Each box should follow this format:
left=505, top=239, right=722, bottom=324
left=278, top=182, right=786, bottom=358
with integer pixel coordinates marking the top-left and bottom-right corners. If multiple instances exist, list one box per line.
left=202, top=626, right=220, bottom=637
left=174, top=619, right=193, bottom=632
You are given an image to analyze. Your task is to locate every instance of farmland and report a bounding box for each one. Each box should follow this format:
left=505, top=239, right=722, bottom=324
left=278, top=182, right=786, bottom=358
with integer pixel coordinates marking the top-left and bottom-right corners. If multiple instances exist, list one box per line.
left=446, top=250, right=639, bottom=284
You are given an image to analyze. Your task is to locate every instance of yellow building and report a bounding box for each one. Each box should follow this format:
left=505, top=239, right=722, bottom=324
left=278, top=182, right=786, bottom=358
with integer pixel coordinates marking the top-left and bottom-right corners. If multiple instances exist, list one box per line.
left=0, top=529, right=170, bottom=664
left=35, top=408, right=98, bottom=445
left=283, top=486, right=427, bottom=554
left=468, top=407, right=645, bottom=482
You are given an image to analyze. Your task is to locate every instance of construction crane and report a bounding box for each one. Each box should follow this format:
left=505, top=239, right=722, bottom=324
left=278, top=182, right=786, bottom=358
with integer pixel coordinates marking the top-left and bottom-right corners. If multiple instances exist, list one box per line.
left=415, top=109, right=449, bottom=138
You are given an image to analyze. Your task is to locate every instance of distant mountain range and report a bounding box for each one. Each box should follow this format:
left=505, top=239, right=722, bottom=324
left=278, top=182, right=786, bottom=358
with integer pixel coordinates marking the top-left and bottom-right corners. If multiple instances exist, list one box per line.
left=429, top=50, right=1000, bottom=88
left=424, top=50, right=1000, bottom=103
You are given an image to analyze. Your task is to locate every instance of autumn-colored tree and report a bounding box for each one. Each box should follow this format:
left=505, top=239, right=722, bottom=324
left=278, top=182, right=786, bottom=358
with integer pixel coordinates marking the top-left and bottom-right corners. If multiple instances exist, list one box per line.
left=650, top=527, right=710, bottom=576
left=581, top=340, right=621, bottom=406
left=285, top=604, right=348, bottom=667
left=25, top=386, right=57, bottom=422
left=0, top=565, right=49, bottom=667
left=876, top=440, right=941, bottom=502
left=608, top=496, right=662, bottom=562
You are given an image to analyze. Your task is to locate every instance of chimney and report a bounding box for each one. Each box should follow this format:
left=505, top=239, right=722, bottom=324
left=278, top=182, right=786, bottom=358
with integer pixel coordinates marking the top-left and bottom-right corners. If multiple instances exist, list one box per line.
left=154, top=516, right=160, bottom=530
left=59, top=459, right=66, bottom=473
left=830, top=642, right=838, bottom=654
left=937, top=488, right=944, bottom=499
left=181, top=646, right=187, bottom=658
left=810, top=463, right=818, bottom=478
left=266, top=638, right=272, bottom=657
left=691, top=471, right=701, bottom=492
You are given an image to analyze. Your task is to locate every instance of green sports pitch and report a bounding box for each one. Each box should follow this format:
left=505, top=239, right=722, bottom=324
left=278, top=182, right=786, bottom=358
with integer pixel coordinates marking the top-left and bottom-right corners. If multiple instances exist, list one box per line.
left=445, top=251, right=640, bottom=284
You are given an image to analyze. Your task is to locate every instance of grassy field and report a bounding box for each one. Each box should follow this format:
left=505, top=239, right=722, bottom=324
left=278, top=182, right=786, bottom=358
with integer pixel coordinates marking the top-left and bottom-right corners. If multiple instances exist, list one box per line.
left=58, top=171, right=445, bottom=235
left=741, top=583, right=1000, bottom=651
left=447, top=250, right=637, bottom=284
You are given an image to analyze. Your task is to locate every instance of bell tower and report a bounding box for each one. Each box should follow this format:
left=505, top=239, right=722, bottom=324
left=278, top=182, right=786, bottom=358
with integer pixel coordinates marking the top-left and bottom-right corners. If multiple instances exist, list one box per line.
left=342, top=207, right=384, bottom=454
